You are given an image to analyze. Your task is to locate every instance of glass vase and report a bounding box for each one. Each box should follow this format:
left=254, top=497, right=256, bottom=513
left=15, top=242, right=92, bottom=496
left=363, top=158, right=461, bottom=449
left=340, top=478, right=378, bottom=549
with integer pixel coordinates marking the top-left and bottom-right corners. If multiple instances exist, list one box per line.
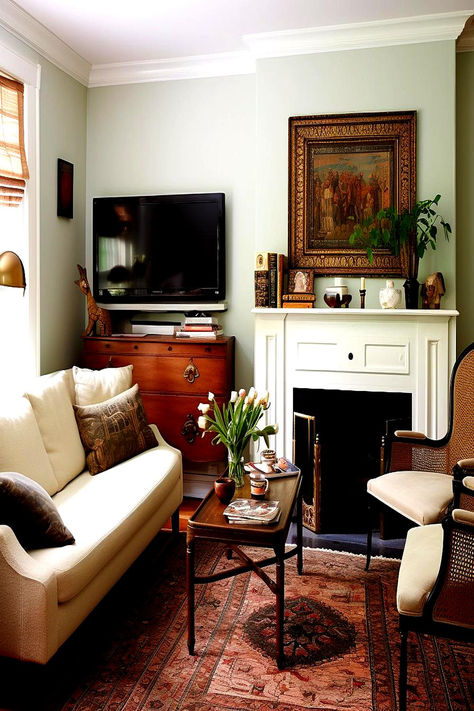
left=227, top=450, right=245, bottom=488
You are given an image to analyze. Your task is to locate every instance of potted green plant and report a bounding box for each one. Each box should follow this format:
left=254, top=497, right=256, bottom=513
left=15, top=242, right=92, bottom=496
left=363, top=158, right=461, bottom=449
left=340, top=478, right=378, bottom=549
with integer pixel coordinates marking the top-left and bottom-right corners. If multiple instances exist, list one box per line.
left=349, top=195, right=451, bottom=308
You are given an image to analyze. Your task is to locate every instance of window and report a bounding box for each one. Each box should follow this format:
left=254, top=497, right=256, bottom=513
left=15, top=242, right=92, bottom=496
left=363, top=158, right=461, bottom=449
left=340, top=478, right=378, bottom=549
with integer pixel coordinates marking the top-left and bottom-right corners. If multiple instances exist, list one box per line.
left=0, top=48, right=39, bottom=398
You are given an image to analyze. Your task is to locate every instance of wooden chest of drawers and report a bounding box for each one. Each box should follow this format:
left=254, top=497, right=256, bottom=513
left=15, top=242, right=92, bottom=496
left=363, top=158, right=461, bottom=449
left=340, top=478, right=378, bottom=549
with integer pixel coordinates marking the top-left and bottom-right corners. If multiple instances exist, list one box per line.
left=81, top=335, right=235, bottom=467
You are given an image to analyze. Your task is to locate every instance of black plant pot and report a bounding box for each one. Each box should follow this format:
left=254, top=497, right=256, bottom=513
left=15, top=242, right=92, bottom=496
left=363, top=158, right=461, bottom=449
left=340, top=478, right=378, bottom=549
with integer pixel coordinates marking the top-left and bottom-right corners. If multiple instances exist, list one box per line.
left=403, top=278, right=420, bottom=309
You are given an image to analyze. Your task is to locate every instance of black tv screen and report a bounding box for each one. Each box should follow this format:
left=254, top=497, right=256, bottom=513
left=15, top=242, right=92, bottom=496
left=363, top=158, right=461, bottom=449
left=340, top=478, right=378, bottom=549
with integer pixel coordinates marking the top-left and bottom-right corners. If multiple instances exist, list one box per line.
left=93, top=193, right=225, bottom=303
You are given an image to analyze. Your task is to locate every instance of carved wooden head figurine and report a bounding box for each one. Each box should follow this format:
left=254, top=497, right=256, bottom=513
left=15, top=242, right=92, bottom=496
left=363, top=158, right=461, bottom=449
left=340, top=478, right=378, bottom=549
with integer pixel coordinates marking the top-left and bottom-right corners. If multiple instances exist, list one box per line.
left=74, top=264, right=91, bottom=296
left=421, top=272, right=445, bottom=310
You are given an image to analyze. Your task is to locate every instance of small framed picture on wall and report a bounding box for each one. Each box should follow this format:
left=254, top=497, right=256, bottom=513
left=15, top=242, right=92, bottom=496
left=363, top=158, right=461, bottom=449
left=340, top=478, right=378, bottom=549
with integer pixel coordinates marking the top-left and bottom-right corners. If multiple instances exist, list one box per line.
left=57, top=158, right=74, bottom=218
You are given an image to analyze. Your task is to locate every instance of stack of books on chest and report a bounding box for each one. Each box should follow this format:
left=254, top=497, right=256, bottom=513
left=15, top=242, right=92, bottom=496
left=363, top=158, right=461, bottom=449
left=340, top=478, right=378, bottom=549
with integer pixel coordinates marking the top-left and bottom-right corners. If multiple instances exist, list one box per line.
left=175, top=316, right=223, bottom=339
left=223, top=499, right=281, bottom=525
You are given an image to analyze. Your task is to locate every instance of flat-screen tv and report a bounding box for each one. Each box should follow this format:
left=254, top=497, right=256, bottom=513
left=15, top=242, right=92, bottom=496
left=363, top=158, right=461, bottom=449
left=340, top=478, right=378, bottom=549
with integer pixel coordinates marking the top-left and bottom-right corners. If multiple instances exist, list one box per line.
left=93, top=193, right=225, bottom=303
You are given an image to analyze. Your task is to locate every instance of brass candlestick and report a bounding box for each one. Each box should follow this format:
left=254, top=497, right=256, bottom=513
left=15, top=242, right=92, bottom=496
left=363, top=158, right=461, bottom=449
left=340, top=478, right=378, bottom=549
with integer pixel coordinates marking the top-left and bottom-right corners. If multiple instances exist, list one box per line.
left=359, top=289, right=366, bottom=309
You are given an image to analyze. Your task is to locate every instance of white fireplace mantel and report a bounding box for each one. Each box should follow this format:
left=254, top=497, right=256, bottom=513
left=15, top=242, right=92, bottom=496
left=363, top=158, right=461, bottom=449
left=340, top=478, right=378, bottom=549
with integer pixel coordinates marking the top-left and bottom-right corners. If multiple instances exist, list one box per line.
left=253, top=308, right=458, bottom=459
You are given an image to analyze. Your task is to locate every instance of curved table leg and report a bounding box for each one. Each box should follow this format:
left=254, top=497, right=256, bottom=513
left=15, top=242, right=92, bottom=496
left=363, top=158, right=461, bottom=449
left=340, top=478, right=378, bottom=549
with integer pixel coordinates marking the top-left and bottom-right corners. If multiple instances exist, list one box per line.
left=187, top=539, right=195, bottom=655
left=275, top=544, right=285, bottom=668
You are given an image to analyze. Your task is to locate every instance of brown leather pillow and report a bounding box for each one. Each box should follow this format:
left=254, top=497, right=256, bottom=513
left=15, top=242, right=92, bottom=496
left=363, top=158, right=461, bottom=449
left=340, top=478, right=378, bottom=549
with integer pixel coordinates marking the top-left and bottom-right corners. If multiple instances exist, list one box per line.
left=73, top=384, right=158, bottom=475
left=0, top=471, right=75, bottom=549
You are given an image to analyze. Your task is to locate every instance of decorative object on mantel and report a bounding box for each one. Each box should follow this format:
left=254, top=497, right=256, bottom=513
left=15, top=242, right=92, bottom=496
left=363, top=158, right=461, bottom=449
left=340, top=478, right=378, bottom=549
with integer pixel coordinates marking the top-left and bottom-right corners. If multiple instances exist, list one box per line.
left=359, top=277, right=366, bottom=308
left=421, top=272, right=445, bottom=309
left=74, top=264, right=112, bottom=336
left=379, top=280, right=401, bottom=309
left=324, top=277, right=352, bottom=308
left=349, top=195, right=451, bottom=309
left=289, top=111, right=416, bottom=276
left=282, top=268, right=316, bottom=308
left=254, top=252, right=287, bottom=307
left=197, top=388, right=278, bottom=488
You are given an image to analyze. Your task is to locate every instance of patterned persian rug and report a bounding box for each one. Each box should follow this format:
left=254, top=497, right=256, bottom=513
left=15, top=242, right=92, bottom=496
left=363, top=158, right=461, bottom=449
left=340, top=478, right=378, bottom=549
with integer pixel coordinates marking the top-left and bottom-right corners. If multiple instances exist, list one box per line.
left=0, top=534, right=472, bottom=711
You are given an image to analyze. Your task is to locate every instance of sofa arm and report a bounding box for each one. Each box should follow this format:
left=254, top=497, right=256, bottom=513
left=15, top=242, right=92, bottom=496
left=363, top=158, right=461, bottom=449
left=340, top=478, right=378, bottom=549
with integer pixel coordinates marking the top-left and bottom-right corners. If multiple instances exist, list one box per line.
left=0, top=525, right=58, bottom=664
left=149, top=423, right=183, bottom=459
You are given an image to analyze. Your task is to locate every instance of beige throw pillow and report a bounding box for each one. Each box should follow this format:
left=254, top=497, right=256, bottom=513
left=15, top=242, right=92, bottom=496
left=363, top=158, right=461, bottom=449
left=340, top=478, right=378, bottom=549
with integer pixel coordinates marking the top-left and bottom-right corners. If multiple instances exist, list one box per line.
left=73, top=384, right=157, bottom=475
left=0, top=397, right=59, bottom=495
left=26, top=371, right=86, bottom=490
left=73, top=364, right=133, bottom=406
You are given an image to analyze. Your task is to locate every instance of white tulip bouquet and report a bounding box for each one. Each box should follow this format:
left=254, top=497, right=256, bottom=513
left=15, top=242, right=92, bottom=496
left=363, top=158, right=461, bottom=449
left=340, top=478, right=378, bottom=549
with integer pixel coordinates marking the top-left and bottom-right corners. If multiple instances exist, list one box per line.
left=197, top=387, right=278, bottom=487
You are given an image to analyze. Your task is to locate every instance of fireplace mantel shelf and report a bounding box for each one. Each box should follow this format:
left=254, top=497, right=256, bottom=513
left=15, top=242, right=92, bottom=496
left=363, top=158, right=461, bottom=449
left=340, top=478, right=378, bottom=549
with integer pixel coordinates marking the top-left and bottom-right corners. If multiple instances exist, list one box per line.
left=254, top=307, right=457, bottom=453
left=252, top=308, right=459, bottom=318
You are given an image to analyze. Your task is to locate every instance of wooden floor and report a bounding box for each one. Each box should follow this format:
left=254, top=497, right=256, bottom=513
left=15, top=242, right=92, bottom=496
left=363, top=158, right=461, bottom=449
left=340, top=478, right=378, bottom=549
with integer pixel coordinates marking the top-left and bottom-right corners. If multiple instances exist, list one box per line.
left=163, top=497, right=200, bottom=532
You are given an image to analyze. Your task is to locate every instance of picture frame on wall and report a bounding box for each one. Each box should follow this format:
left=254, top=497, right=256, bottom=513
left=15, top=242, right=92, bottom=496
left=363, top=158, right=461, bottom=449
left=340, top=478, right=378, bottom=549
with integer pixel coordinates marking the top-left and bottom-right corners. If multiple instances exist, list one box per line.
left=57, top=158, right=74, bottom=218
left=288, top=111, right=416, bottom=276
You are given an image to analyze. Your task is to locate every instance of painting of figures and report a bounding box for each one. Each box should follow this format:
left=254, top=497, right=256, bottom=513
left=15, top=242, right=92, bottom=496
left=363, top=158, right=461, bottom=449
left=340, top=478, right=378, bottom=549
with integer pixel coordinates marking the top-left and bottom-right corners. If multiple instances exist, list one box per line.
left=288, top=112, right=416, bottom=275
left=308, top=146, right=393, bottom=247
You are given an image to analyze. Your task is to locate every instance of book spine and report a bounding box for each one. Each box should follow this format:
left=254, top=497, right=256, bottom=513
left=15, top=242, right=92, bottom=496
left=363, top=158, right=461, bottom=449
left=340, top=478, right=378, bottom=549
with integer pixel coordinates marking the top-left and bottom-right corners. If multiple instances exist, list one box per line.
left=184, top=317, right=217, bottom=325
left=277, top=254, right=287, bottom=309
left=183, top=325, right=215, bottom=331
left=282, top=302, right=314, bottom=309
left=254, top=270, right=269, bottom=307
left=268, top=253, right=277, bottom=308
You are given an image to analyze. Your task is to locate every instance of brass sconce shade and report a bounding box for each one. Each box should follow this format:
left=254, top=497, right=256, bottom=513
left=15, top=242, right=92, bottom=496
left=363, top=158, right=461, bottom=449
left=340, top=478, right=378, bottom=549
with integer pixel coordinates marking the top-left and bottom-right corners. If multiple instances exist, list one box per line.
left=0, top=251, right=26, bottom=290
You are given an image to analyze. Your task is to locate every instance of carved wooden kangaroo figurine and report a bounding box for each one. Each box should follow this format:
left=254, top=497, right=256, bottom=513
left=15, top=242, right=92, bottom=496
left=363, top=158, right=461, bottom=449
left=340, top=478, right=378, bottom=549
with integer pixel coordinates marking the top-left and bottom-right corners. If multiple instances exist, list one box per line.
left=75, top=264, right=112, bottom=337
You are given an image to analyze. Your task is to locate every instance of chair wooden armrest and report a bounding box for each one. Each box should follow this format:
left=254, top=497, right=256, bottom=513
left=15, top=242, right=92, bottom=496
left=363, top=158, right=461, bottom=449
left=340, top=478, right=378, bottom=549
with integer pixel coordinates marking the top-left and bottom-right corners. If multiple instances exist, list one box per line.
left=394, top=430, right=427, bottom=440
left=452, top=472, right=474, bottom=512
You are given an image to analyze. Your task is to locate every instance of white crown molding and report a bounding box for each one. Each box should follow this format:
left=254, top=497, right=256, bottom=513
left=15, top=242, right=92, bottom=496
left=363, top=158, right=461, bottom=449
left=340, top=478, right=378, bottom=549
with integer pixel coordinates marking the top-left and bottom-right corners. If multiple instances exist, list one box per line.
left=89, top=51, right=255, bottom=87
left=457, top=15, right=474, bottom=51
left=0, top=0, right=90, bottom=86
left=243, top=11, right=473, bottom=58
left=0, top=4, right=472, bottom=88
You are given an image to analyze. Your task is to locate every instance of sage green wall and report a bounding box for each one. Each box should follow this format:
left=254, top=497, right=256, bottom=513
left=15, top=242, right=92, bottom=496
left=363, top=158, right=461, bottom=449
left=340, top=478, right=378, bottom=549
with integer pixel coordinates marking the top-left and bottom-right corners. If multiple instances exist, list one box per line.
left=255, top=42, right=457, bottom=309
left=0, top=28, right=87, bottom=374
left=86, top=75, right=256, bottom=388
left=456, top=51, right=474, bottom=353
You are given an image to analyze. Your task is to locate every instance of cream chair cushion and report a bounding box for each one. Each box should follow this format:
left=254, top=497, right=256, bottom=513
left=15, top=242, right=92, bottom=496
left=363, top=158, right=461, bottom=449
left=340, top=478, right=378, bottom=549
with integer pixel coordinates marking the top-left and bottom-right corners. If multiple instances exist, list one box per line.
left=0, top=397, right=58, bottom=495
left=367, top=471, right=453, bottom=525
left=28, top=436, right=181, bottom=603
left=396, top=524, right=443, bottom=616
left=25, top=371, right=85, bottom=490
left=73, top=365, right=133, bottom=406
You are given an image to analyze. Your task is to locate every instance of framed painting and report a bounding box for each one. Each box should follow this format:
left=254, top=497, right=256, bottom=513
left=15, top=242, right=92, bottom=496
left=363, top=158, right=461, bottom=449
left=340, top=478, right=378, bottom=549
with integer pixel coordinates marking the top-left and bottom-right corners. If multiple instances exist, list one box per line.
left=57, top=158, right=74, bottom=218
left=288, top=111, right=416, bottom=275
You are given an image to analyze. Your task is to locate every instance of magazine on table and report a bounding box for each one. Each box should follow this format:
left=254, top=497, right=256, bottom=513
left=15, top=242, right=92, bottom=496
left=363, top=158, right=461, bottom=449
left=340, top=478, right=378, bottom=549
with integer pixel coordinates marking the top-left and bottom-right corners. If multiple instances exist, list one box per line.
left=244, top=458, right=300, bottom=479
left=226, top=511, right=282, bottom=525
left=223, top=498, right=280, bottom=523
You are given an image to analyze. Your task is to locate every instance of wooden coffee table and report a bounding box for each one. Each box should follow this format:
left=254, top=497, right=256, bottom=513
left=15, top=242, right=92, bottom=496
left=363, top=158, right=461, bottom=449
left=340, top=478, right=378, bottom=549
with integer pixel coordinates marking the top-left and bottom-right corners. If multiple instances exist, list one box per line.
left=186, top=472, right=303, bottom=668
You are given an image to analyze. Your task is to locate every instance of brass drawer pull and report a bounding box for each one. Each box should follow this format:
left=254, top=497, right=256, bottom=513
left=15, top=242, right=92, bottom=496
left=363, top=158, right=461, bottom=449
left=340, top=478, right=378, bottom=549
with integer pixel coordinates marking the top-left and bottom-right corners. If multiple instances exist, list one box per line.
left=184, top=357, right=200, bottom=384
left=181, top=413, right=199, bottom=444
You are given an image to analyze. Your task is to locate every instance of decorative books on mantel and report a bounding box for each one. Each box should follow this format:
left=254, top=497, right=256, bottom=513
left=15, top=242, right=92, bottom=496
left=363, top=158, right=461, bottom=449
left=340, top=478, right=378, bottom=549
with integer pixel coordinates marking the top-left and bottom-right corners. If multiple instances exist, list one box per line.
left=254, top=252, right=287, bottom=308
left=223, top=499, right=281, bottom=525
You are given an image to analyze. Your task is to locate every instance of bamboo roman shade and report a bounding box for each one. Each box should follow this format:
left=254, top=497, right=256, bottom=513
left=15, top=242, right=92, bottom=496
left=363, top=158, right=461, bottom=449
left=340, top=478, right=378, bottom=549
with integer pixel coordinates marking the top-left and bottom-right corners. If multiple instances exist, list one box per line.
left=0, top=75, right=29, bottom=206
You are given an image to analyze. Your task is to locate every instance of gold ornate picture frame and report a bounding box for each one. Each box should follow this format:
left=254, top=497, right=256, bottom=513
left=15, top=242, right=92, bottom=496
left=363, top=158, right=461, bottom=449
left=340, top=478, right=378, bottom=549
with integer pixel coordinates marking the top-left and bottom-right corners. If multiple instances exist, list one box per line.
left=288, top=111, right=416, bottom=275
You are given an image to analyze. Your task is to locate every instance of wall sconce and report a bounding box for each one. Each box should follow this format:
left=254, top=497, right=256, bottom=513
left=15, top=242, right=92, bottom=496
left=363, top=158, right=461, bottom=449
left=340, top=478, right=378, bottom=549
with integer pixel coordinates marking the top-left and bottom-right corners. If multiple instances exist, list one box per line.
left=0, top=251, right=26, bottom=293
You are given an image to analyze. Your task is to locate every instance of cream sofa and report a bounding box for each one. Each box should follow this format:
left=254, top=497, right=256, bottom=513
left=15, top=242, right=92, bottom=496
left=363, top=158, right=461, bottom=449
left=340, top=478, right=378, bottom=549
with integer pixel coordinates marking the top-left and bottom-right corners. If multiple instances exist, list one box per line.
left=0, top=368, right=183, bottom=664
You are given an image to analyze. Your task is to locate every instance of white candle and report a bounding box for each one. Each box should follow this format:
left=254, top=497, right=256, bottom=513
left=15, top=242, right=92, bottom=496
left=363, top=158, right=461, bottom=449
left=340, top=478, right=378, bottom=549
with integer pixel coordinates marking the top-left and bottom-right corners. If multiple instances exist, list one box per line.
left=360, top=277, right=366, bottom=290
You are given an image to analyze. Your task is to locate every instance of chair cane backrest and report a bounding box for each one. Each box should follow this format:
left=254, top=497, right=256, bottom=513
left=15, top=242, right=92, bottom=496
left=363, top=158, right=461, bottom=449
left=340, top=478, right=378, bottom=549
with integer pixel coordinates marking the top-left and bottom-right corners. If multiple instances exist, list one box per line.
left=446, top=343, right=474, bottom=471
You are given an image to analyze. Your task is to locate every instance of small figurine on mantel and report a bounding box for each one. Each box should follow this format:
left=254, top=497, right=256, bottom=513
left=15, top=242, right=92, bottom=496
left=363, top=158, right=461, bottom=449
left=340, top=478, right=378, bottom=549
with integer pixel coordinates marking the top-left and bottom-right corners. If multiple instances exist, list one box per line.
left=421, top=272, right=445, bottom=309
left=74, top=264, right=112, bottom=336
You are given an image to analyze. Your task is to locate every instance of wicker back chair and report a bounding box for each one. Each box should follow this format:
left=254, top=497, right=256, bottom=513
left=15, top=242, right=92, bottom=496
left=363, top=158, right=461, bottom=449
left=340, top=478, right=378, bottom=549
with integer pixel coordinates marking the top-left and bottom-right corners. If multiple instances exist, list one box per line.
left=366, top=342, right=474, bottom=569
left=396, top=478, right=474, bottom=710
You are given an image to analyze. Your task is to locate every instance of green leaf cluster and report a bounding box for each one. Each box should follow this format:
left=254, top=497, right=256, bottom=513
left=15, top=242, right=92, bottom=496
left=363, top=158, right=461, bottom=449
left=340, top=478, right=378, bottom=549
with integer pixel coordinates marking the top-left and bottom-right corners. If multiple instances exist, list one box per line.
left=348, top=195, right=451, bottom=266
left=200, top=391, right=277, bottom=464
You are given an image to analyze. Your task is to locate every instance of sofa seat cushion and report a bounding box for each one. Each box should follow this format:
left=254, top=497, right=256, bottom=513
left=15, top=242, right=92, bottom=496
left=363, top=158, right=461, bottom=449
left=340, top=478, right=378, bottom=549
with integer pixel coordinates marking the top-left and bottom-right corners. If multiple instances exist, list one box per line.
left=367, top=471, right=453, bottom=525
left=28, top=441, right=181, bottom=603
left=396, top=524, right=443, bottom=617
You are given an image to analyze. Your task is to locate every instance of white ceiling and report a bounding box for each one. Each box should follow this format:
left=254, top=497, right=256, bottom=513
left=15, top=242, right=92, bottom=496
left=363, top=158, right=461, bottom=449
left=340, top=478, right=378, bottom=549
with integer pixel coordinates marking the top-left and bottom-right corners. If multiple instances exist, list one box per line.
left=9, top=0, right=474, bottom=65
